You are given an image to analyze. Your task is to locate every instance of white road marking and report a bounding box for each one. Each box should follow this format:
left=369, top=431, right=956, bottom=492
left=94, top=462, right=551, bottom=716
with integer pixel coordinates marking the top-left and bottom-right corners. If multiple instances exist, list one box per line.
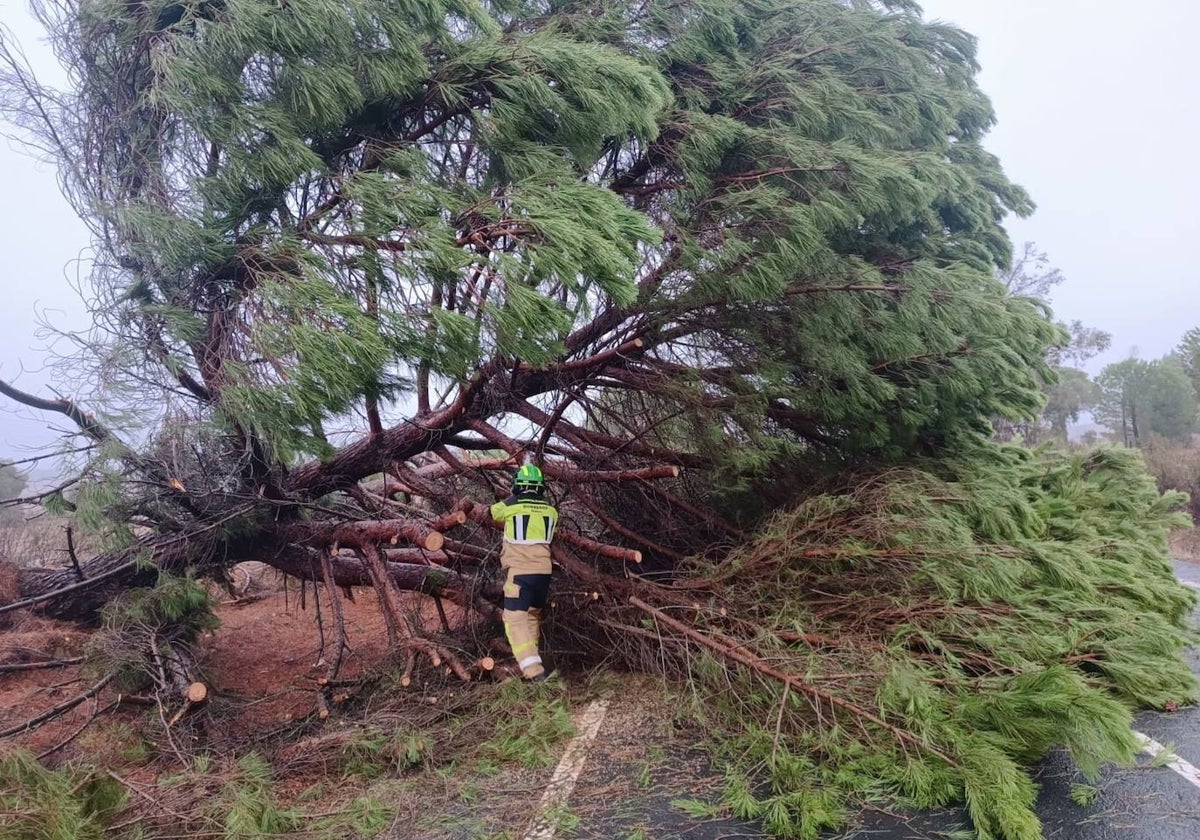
left=1127, top=578, right=1200, bottom=793
left=1134, top=732, right=1200, bottom=790
left=523, top=696, right=612, bottom=840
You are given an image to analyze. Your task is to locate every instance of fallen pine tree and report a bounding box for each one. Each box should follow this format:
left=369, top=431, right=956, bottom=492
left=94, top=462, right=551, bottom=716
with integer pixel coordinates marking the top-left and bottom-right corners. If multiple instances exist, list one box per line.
left=0, top=0, right=1190, bottom=837
left=2, top=445, right=1194, bottom=840
left=570, top=444, right=1197, bottom=839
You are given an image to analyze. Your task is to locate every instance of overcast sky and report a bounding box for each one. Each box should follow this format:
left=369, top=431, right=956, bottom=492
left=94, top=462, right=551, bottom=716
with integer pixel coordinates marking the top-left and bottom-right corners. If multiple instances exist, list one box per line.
left=1, top=0, right=1198, bottom=462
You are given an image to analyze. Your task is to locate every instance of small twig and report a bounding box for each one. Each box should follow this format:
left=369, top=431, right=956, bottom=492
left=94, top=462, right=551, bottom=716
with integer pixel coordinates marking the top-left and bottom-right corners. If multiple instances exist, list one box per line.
left=156, top=690, right=189, bottom=765
left=66, top=525, right=84, bottom=582
left=37, top=691, right=101, bottom=760
left=0, top=657, right=84, bottom=674
left=0, top=377, right=115, bottom=442
left=1, top=476, right=81, bottom=508
left=106, top=771, right=191, bottom=821
left=312, top=553, right=326, bottom=659
left=0, top=444, right=95, bottom=467
left=0, top=673, right=114, bottom=739
left=316, top=552, right=345, bottom=691
left=433, top=595, right=451, bottom=633
left=771, top=683, right=790, bottom=766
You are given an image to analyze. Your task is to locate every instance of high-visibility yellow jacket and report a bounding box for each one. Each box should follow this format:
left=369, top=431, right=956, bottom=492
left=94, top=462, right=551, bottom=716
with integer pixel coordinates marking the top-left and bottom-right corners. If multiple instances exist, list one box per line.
left=491, top=493, right=558, bottom=574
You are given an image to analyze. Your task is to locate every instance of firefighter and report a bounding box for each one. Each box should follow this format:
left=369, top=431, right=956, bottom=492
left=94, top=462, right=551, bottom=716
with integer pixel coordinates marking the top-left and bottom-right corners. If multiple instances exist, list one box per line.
left=491, top=463, right=558, bottom=681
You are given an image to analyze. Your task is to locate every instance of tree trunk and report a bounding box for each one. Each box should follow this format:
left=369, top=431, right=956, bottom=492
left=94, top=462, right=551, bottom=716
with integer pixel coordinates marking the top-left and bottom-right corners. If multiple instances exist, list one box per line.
left=266, top=551, right=501, bottom=622
left=7, top=523, right=504, bottom=623
left=11, top=544, right=169, bottom=621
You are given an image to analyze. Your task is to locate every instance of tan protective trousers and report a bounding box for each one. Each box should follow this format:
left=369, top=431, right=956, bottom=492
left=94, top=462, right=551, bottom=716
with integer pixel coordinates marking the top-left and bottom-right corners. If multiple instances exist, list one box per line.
left=501, top=547, right=552, bottom=679
left=503, top=606, right=544, bottom=678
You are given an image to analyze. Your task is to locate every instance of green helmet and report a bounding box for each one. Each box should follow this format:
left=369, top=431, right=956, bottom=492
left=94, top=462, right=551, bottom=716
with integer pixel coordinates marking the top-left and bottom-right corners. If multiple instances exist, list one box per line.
left=514, top=463, right=545, bottom=489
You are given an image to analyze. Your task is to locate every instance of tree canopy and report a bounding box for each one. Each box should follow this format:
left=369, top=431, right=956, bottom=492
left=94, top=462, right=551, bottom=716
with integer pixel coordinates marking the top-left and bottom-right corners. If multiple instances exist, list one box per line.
left=0, top=0, right=1067, bottom=751
left=1095, top=357, right=1198, bottom=445
left=1176, top=326, right=1200, bottom=396
left=0, top=0, right=1058, bottom=485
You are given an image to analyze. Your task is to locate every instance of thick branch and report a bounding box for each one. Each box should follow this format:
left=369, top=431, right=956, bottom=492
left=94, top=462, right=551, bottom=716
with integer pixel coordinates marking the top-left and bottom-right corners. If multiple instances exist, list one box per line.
left=576, top=492, right=685, bottom=562
left=0, top=378, right=115, bottom=443
left=272, top=519, right=446, bottom=552
left=285, top=403, right=467, bottom=496
left=415, top=452, right=681, bottom=485
left=0, top=673, right=115, bottom=739
left=266, top=551, right=499, bottom=621
left=512, top=402, right=708, bottom=469
left=557, top=529, right=642, bottom=564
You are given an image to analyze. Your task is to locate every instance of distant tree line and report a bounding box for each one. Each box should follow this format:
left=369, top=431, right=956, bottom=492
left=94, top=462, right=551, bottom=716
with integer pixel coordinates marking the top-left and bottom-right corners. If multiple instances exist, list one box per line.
left=1003, top=243, right=1199, bottom=447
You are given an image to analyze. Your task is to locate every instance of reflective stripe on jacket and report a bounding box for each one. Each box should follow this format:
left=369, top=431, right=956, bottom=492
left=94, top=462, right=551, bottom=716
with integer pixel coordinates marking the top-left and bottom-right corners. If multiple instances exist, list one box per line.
left=490, top=495, right=559, bottom=545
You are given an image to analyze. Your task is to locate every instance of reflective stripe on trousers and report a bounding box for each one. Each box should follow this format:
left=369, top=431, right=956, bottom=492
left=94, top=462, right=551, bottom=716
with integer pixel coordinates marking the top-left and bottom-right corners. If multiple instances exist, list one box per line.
left=502, top=567, right=548, bottom=678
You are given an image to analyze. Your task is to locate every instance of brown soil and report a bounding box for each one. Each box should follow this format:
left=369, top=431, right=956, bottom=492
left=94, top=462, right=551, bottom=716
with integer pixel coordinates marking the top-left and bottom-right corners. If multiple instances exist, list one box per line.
left=0, top=613, right=98, bottom=758
left=0, top=583, right=478, bottom=762
left=0, top=582, right=710, bottom=840
left=200, top=585, right=393, bottom=742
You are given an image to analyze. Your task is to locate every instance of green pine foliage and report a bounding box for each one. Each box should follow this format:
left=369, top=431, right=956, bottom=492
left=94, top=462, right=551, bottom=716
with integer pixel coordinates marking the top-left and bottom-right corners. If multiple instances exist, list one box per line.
left=100, top=573, right=218, bottom=643
left=212, top=754, right=302, bottom=839
left=0, top=750, right=127, bottom=840
left=339, top=726, right=431, bottom=778
left=598, top=0, right=1058, bottom=468
left=9, top=6, right=1184, bottom=839
left=19, top=0, right=1060, bottom=469
left=89, top=573, right=219, bottom=692
left=482, top=681, right=577, bottom=768
left=669, top=446, right=1195, bottom=839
